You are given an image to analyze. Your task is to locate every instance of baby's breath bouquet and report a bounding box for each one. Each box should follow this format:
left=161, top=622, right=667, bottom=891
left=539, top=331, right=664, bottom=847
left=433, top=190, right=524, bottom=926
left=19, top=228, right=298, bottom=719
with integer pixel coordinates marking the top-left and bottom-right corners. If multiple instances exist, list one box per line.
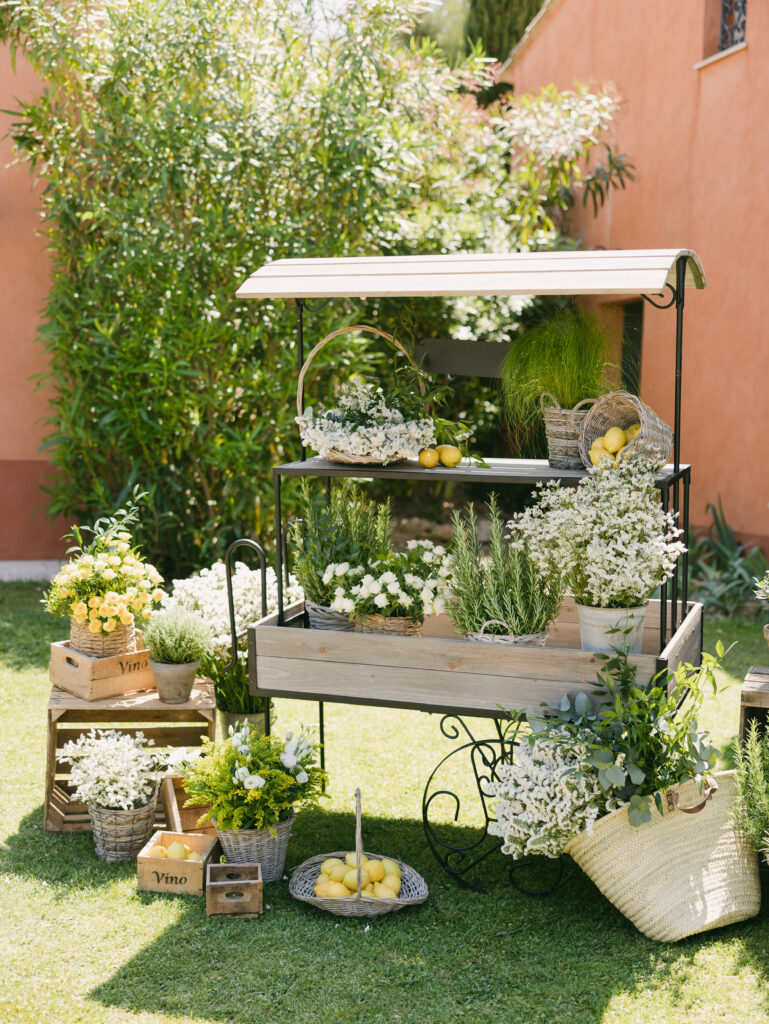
left=60, top=728, right=161, bottom=811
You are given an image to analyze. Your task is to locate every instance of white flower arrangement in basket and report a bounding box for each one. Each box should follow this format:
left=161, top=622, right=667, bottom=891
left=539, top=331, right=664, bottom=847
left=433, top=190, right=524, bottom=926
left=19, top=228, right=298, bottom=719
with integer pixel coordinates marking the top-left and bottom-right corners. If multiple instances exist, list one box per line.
left=60, top=728, right=161, bottom=811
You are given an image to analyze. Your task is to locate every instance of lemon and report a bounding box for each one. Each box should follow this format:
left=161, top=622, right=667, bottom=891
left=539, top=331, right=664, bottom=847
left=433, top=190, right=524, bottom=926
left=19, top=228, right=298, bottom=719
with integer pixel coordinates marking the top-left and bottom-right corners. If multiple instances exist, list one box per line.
left=166, top=841, right=189, bottom=861
left=418, top=448, right=440, bottom=468
left=344, top=851, right=366, bottom=867
left=343, top=866, right=369, bottom=891
left=373, top=881, right=397, bottom=899
left=589, top=436, right=606, bottom=452
left=365, top=860, right=385, bottom=883
left=380, top=858, right=401, bottom=877
left=326, top=881, right=351, bottom=898
left=383, top=873, right=402, bottom=895
left=321, top=857, right=345, bottom=875
left=435, top=444, right=462, bottom=468
left=148, top=845, right=167, bottom=859
left=589, top=448, right=613, bottom=468
left=603, top=426, right=627, bottom=453
left=625, top=422, right=641, bottom=440
left=187, top=851, right=202, bottom=862
left=326, top=862, right=347, bottom=883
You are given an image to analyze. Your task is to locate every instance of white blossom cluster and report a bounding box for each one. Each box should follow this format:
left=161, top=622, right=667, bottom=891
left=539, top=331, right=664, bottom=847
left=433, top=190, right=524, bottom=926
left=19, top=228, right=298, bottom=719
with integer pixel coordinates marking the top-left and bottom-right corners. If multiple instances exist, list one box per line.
left=323, top=540, right=452, bottom=622
left=506, top=86, right=618, bottom=168
left=167, top=560, right=303, bottom=657
left=488, top=729, right=608, bottom=859
left=296, top=378, right=436, bottom=463
left=229, top=723, right=313, bottom=789
left=60, top=729, right=159, bottom=811
left=508, top=459, right=686, bottom=608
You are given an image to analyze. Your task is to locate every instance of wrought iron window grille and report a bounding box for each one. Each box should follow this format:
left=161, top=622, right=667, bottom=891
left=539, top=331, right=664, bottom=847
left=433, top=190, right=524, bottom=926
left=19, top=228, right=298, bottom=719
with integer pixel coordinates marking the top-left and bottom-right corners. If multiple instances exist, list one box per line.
left=721, top=0, right=747, bottom=50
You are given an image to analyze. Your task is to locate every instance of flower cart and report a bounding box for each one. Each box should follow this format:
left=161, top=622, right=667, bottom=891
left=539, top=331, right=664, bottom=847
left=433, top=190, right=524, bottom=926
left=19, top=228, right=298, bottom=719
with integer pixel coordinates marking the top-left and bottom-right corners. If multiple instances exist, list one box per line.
left=232, top=249, right=706, bottom=887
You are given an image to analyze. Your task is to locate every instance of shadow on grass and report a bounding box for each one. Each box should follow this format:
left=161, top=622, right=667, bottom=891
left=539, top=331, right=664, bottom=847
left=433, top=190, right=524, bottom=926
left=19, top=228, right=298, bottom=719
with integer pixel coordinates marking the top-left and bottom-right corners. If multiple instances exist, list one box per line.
left=83, top=807, right=769, bottom=1024
left=0, top=582, right=64, bottom=672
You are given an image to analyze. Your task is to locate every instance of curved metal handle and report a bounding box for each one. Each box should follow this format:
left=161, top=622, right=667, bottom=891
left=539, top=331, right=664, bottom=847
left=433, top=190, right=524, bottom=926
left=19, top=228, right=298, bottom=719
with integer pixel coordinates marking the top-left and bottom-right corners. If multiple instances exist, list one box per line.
left=665, top=776, right=718, bottom=815
left=224, top=538, right=267, bottom=672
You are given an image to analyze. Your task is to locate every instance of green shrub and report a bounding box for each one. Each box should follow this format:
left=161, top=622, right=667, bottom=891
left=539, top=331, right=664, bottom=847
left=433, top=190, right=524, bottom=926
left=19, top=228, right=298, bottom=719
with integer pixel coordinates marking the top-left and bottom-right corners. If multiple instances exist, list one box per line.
left=733, top=719, right=769, bottom=853
left=144, top=609, right=211, bottom=665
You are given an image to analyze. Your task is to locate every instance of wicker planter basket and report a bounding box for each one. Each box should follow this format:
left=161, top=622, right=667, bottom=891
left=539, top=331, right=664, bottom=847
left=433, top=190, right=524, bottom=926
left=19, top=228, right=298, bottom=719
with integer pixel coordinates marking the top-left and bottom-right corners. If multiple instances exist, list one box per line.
left=70, top=618, right=136, bottom=658
left=564, top=771, right=760, bottom=942
left=215, top=811, right=295, bottom=883
left=464, top=618, right=548, bottom=646
left=305, top=599, right=355, bottom=632
left=355, top=614, right=422, bottom=636
left=289, top=789, right=429, bottom=917
left=88, top=788, right=159, bottom=862
left=576, top=390, right=673, bottom=469
left=297, top=324, right=427, bottom=465
left=540, top=393, right=596, bottom=469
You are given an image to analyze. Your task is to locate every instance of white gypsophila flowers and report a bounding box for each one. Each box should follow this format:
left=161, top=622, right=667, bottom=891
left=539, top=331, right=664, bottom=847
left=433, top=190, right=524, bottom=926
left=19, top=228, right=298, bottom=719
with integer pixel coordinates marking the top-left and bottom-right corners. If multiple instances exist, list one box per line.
left=167, top=561, right=303, bottom=657
left=296, top=378, right=436, bottom=463
left=508, top=459, right=686, bottom=609
left=60, top=728, right=159, bottom=811
left=487, top=729, right=608, bottom=859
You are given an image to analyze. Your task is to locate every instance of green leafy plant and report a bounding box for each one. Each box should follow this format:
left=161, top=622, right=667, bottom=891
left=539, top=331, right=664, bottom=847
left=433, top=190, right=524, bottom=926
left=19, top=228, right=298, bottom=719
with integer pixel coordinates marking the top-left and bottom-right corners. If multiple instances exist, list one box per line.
left=500, top=307, right=612, bottom=455
left=733, top=719, right=769, bottom=853
left=448, top=494, right=563, bottom=637
left=689, top=498, right=769, bottom=616
left=143, top=609, right=212, bottom=665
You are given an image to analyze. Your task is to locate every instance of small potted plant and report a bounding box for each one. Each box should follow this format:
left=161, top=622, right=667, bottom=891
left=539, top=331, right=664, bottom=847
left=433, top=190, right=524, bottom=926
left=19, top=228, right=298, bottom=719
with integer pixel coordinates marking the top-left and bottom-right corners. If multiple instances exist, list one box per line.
left=755, top=571, right=769, bottom=649
left=60, top=728, right=161, bottom=861
left=144, top=608, right=212, bottom=704
left=180, top=724, right=326, bottom=882
left=448, top=495, right=563, bottom=645
left=509, top=457, right=685, bottom=652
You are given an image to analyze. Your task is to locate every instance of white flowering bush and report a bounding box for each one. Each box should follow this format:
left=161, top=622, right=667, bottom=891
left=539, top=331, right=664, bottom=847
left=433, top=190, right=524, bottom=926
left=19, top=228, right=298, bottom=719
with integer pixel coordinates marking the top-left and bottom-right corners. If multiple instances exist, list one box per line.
left=488, top=728, right=609, bottom=859
left=297, top=378, right=436, bottom=464
left=755, top=572, right=769, bottom=602
left=60, top=729, right=160, bottom=810
left=508, top=459, right=685, bottom=608
left=326, top=540, right=452, bottom=623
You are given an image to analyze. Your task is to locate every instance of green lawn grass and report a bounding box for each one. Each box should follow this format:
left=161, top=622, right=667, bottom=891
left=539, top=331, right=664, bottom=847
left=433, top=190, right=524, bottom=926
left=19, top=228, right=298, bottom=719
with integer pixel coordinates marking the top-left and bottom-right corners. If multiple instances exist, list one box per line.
left=2, top=581, right=769, bottom=1024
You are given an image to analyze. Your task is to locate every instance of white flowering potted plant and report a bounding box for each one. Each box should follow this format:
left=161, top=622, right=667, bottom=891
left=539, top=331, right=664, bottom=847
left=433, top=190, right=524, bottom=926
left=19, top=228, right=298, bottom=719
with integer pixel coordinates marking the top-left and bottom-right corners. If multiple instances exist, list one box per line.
left=180, top=723, right=326, bottom=882
left=144, top=608, right=212, bottom=704
left=327, top=539, right=452, bottom=636
left=44, top=493, right=165, bottom=658
left=755, top=571, right=769, bottom=650
left=509, top=458, right=685, bottom=652
left=60, top=728, right=162, bottom=861
left=167, top=560, right=303, bottom=733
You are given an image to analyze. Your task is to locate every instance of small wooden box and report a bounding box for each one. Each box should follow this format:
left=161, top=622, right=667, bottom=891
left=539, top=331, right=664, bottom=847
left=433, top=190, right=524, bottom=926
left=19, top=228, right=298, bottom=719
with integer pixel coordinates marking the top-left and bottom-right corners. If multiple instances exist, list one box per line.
left=206, top=862, right=263, bottom=918
left=50, top=640, right=155, bottom=701
left=161, top=775, right=216, bottom=835
left=137, top=831, right=220, bottom=895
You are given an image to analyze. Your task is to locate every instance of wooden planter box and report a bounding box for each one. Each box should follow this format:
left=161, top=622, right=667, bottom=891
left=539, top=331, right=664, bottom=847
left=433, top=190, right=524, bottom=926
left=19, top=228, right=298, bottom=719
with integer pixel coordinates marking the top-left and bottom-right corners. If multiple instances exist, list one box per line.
left=161, top=775, right=216, bottom=836
left=137, top=831, right=220, bottom=895
left=49, top=639, right=155, bottom=701
left=248, top=598, right=703, bottom=717
left=206, top=863, right=263, bottom=918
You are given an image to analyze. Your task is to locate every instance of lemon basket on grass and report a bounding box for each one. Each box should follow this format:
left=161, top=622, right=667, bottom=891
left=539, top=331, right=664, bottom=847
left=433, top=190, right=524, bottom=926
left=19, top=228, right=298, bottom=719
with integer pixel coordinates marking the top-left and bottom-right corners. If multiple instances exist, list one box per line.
left=289, top=789, right=429, bottom=917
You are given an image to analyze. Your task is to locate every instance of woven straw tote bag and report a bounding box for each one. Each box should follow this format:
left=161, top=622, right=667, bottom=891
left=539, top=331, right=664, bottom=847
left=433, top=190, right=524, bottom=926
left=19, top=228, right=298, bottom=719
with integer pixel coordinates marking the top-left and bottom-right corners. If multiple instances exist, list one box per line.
left=564, top=771, right=760, bottom=942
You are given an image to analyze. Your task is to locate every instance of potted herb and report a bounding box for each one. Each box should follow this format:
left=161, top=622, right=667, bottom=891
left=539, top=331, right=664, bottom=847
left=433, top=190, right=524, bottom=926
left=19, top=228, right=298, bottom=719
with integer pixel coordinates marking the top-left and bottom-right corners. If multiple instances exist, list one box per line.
left=500, top=307, right=611, bottom=466
left=734, top=719, right=769, bottom=859
left=144, top=609, right=212, bottom=704
left=181, top=724, right=326, bottom=882
left=509, top=457, right=685, bottom=652
left=448, top=494, right=563, bottom=644
left=60, top=728, right=161, bottom=861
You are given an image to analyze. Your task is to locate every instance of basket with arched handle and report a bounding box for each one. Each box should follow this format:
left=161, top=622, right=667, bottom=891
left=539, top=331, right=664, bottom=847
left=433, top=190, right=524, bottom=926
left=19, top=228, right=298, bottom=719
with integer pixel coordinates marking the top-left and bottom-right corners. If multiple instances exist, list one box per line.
left=574, top=390, right=673, bottom=469
left=296, top=324, right=426, bottom=465
left=539, top=392, right=596, bottom=469
left=289, top=789, right=429, bottom=917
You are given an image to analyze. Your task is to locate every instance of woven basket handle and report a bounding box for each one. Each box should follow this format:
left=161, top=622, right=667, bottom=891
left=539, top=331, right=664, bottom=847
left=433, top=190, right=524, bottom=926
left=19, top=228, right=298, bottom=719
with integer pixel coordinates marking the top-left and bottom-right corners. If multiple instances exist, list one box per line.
left=478, top=619, right=510, bottom=636
left=296, top=324, right=425, bottom=418
left=354, top=787, right=363, bottom=898
left=665, top=776, right=718, bottom=815
left=567, top=397, right=598, bottom=434
left=539, top=391, right=561, bottom=415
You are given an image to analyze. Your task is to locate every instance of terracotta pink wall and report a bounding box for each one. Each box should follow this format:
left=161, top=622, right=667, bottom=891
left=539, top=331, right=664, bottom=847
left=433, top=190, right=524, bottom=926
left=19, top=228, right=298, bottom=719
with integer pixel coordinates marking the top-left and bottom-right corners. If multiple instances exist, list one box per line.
left=0, top=45, right=66, bottom=559
left=502, top=0, right=769, bottom=551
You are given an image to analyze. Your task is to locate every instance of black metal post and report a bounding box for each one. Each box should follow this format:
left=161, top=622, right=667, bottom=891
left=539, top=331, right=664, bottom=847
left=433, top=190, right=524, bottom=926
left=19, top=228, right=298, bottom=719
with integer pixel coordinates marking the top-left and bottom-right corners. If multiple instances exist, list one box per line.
left=682, top=468, right=691, bottom=612
left=296, top=298, right=306, bottom=462
left=674, top=257, right=686, bottom=474
left=659, top=483, right=669, bottom=651
left=274, top=470, right=284, bottom=626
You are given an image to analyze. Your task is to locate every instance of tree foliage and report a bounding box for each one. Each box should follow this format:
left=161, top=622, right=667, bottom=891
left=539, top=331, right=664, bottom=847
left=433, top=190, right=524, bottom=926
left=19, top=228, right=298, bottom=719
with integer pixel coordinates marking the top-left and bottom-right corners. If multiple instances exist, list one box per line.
left=465, top=0, right=544, bottom=61
left=1, top=0, right=629, bottom=575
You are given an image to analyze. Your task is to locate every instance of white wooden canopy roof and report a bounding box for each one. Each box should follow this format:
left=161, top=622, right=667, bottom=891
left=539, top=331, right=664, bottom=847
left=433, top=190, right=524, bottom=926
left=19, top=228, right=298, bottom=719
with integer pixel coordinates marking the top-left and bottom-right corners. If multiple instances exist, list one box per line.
left=236, top=249, right=705, bottom=300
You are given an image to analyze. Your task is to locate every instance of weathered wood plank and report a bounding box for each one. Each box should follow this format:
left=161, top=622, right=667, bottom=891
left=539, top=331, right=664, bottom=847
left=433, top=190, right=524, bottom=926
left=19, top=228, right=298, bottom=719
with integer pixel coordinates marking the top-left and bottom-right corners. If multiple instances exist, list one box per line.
left=660, top=603, right=703, bottom=674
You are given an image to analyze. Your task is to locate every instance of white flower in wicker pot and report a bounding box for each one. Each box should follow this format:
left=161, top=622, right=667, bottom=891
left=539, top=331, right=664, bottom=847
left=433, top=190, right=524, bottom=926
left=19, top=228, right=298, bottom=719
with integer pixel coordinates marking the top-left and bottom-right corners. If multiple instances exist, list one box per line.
left=59, top=729, right=161, bottom=862
left=180, top=725, right=327, bottom=883
left=144, top=609, right=212, bottom=704
left=509, top=458, right=685, bottom=653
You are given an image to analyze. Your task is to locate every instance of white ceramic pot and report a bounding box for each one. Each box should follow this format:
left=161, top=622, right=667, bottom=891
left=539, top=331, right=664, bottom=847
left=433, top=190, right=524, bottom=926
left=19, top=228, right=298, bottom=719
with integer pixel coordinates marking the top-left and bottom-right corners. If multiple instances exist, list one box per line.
left=576, top=604, right=647, bottom=654
left=149, top=659, right=200, bottom=704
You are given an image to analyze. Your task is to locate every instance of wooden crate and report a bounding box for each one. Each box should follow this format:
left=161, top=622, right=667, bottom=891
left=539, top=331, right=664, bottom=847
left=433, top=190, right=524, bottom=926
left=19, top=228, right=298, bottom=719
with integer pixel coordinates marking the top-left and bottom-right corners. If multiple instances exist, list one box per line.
left=161, top=775, right=216, bottom=836
left=44, top=681, right=216, bottom=833
left=248, top=598, right=703, bottom=716
left=49, top=639, right=155, bottom=701
left=206, top=862, right=263, bottom=918
left=740, top=666, right=769, bottom=740
left=137, top=831, right=220, bottom=895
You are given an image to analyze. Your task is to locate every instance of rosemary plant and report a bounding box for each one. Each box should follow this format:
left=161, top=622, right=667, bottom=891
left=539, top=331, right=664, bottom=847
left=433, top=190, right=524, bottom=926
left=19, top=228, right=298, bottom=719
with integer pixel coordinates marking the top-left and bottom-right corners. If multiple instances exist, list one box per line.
left=448, top=494, right=564, bottom=637
left=734, top=719, right=769, bottom=853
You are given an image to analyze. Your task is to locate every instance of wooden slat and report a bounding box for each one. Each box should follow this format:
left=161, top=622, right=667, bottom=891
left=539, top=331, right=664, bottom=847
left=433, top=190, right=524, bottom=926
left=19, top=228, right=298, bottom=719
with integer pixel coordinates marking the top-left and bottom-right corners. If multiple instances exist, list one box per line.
left=741, top=667, right=769, bottom=708
left=660, top=603, right=703, bottom=674
left=54, top=726, right=211, bottom=748
left=48, top=679, right=215, bottom=713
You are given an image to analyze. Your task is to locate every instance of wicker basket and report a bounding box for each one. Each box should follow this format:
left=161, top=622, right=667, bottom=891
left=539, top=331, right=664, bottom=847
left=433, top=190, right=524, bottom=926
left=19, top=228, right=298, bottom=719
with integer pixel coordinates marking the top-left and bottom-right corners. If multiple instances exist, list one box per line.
left=305, top=599, right=355, bottom=632
left=576, top=390, right=673, bottom=469
left=540, top=393, right=596, bottom=469
left=564, top=771, right=760, bottom=942
left=355, top=614, right=422, bottom=636
left=88, top=788, right=159, bottom=862
left=215, top=812, right=295, bottom=883
left=70, top=618, right=136, bottom=658
left=297, top=324, right=427, bottom=465
left=289, top=789, right=429, bottom=917
left=464, top=619, right=548, bottom=646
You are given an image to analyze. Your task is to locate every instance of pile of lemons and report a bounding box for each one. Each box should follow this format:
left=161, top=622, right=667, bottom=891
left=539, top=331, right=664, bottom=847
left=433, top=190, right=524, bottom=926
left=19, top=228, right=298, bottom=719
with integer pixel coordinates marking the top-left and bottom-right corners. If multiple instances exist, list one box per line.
left=147, top=839, right=202, bottom=862
left=314, top=852, right=403, bottom=899
left=588, top=422, right=641, bottom=467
